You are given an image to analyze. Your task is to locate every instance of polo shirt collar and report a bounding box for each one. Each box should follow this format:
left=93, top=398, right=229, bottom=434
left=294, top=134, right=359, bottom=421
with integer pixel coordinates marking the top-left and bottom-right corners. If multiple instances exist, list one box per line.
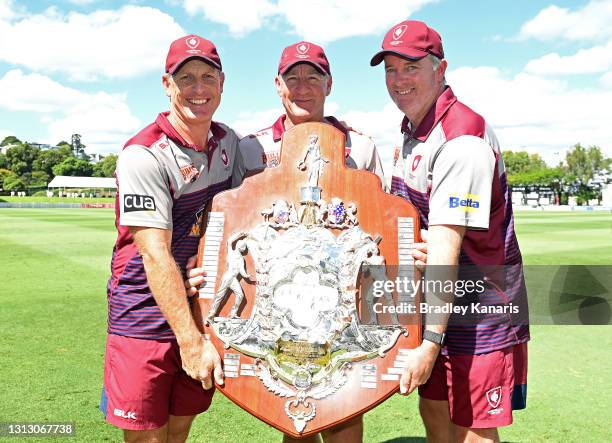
left=401, top=86, right=457, bottom=141
left=271, top=114, right=350, bottom=142
left=155, top=112, right=226, bottom=152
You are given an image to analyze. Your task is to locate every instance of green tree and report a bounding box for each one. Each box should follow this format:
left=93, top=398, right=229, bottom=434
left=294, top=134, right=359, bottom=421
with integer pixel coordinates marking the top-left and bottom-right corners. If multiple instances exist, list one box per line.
left=503, top=151, right=546, bottom=175
left=92, top=154, right=118, bottom=178
left=0, top=168, right=13, bottom=189
left=565, top=144, right=610, bottom=184
left=5, top=143, right=40, bottom=175
left=507, top=167, right=565, bottom=187
left=0, top=153, right=7, bottom=169
left=3, top=173, right=25, bottom=191
left=28, top=171, right=50, bottom=187
left=52, top=157, right=93, bottom=177
left=33, top=146, right=73, bottom=178
left=1, top=135, right=21, bottom=147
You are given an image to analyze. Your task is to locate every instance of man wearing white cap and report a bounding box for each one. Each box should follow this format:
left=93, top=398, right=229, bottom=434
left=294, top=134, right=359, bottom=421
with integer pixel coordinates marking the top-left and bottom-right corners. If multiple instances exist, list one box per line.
left=371, top=20, right=529, bottom=442
left=100, top=34, right=244, bottom=442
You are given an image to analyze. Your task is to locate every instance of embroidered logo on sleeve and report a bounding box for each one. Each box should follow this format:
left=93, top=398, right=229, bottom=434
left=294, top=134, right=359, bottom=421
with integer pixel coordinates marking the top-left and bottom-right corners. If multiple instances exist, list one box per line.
left=124, top=194, right=156, bottom=212
left=180, top=164, right=199, bottom=183
left=449, top=194, right=480, bottom=211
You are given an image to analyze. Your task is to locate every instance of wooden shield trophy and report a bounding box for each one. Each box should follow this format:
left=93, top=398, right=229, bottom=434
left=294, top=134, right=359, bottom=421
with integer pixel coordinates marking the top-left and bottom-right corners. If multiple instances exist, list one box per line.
left=194, top=122, right=421, bottom=438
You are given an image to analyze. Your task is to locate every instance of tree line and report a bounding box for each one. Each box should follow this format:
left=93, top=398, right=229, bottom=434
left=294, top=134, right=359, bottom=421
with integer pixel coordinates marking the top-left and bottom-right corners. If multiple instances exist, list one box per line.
left=0, top=135, right=117, bottom=192
left=503, top=143, right=611, bottom=203
left=0, top=135, right=609, bottom=199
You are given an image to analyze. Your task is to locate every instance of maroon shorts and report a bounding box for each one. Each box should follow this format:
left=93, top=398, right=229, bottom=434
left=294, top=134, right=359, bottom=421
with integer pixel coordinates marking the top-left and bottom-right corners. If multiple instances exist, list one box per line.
left=100, top=334, right=214, bottom=430
left=418, top=342, right=527, bottom=429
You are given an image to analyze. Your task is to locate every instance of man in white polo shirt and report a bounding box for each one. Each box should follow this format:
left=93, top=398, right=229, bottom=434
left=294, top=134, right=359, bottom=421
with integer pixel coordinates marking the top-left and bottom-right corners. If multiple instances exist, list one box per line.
left=239, top=41, right=385, bottom=189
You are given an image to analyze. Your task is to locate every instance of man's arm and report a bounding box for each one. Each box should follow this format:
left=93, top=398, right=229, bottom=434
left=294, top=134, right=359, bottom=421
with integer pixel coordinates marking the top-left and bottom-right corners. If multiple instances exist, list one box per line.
left=131, top=226, right=224, bottom=389
left=399, top=223, right=465, bottom=395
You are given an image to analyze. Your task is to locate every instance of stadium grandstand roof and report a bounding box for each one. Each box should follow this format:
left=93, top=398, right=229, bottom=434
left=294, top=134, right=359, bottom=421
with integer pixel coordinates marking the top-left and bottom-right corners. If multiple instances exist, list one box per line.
left=47, top=176, right=116, bottom=189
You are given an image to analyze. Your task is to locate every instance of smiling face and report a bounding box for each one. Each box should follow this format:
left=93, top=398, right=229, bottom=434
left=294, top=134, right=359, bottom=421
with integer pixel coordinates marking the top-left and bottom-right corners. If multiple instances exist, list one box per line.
left=275, top=63, right=332, bottom=125
left=163, top=58, right=224, bottom=127
left=383, top=54, right=447, bottom=128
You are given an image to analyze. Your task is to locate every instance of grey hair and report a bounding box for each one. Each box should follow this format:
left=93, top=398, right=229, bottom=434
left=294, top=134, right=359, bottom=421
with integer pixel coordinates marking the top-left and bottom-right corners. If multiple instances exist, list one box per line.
left=428, top=54, right=446, bottom=86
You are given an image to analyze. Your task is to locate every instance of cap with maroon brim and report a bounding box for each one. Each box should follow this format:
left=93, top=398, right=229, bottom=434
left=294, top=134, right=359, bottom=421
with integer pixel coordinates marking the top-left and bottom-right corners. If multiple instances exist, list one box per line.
left=165, top=34, right=222, bottom=74
left=370, top=20, right=444, bottom=66
left=278, top=41, right=331, bottom=76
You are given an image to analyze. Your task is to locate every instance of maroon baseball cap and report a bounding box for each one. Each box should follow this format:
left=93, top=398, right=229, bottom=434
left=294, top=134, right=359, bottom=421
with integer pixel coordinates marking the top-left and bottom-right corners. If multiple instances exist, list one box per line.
left=370, top=20, right=444, bottom=66
left=165, top=34, right=222, bottom=74
left=278, top=41, right=331, bottom=76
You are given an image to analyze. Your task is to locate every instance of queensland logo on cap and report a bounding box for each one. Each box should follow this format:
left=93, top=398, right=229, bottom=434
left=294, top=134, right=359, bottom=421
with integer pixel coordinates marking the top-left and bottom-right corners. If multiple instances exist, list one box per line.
left=296, top=42, right=310, bottom=59
left=186, top=36, right=200, bottom=49
left=390, top=24, right=408, bottom=46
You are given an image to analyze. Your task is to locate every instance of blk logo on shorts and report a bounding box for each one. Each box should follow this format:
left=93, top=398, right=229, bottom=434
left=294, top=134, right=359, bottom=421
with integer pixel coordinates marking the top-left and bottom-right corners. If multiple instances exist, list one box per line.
left=124, top=194, right=156, bottom=212
left=114, top=408, right=137, bottom=420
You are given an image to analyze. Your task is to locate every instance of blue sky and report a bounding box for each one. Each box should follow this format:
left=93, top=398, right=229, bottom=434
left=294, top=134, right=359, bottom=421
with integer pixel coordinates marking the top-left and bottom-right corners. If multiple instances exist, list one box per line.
left=0, top=0, right=610, bottom=168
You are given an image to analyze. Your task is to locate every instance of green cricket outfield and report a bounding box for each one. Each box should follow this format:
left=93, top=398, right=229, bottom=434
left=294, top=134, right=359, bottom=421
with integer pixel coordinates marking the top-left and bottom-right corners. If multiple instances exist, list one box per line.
left=0, top=209, right=610, bottom=442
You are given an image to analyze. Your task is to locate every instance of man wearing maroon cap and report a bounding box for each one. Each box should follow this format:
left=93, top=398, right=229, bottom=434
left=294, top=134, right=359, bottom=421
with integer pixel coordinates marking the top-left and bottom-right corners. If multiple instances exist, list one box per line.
left=239, top=41, right=385, bottom=188
left=371, top=20, right=529, bottom=442
left=100, top=34, right=244, bottom=442
left=235, top=40, right=383, bottom=443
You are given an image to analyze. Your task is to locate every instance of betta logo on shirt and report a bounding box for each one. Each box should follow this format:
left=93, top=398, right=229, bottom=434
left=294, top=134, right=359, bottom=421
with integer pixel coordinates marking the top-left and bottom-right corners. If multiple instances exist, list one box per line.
left=124, top=194, right=156, bottom=212
left=449, top=194, right=480, bottom=211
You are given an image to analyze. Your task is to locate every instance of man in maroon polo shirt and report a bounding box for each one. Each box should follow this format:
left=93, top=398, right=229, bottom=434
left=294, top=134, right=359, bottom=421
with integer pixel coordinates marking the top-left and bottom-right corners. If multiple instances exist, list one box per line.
left=370, top=20, right=529, bottom=442
left=185, top=41, right=382, bottom=443
left=100, top=35, right=244, bottom=442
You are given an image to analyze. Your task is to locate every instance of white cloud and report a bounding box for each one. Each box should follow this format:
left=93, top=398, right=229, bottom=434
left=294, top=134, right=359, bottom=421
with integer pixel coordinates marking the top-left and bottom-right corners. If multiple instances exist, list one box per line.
left=277, top=0, right=436, bottom=44
left=230, top=107, right=284, bottom=136
left=68, top=0, right=96, bottom=5
left=0, top=6, right=185, bottom=81
left=0, top=69, right=140, bottom=153
left=0, top=69, right=84, bottom=112
left=47, top=100, right=140, bottom=154
left=180, top=0, right=435, bottom=43
left=0, top=0, right=19, bottom=21
left=518, top=0, right=612, bottom=42
left=183, top=0, right=278, bottom=36
left=336, top=103, right=404, bottom=168
left=601, top=71, right=612, bottom=88
left=446, top=66, right=612, bottom=163
left=0, top=128, right=12, bottom=141
left=524, top=41, right=612, bottom=75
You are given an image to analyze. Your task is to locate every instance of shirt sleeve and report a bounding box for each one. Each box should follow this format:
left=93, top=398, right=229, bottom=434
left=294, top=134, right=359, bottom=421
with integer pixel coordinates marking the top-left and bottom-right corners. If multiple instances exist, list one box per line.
left=117, top=145, right=173, bottom=229
left=238, top=135, right=266, bottom=172
left=231, top=133, right=246, bottom=188
left=428, top=135, right=496, bottom=229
